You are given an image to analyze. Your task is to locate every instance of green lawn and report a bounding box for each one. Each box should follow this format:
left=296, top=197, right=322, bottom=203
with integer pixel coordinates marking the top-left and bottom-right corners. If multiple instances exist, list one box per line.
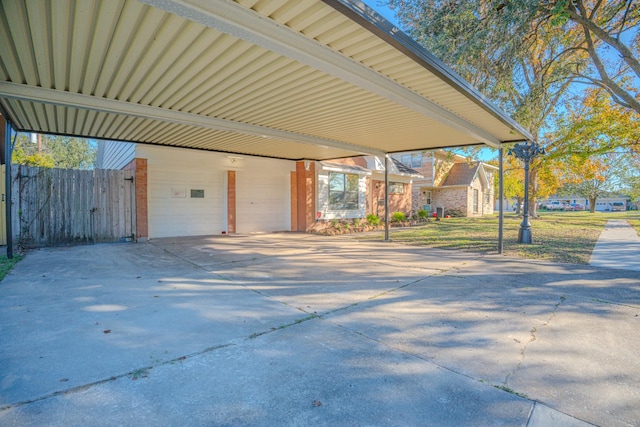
left=360, top=211, right=640, bottom=264
left=0, top=254, right=22, bottom=281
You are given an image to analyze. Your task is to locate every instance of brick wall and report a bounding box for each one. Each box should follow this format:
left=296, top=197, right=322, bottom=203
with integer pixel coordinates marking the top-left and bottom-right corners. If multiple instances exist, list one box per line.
left=123, top=158, right=148, bottom=240
left=432, top=187, right=469, bottom=216
left=227, top=170, right=236, bottom=233
left=371, top=180, right=412, bottom=217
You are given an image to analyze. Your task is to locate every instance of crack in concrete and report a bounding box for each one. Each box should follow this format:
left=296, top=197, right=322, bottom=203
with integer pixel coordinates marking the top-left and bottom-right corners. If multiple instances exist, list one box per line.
left=504, top=294, right=567, bottom=388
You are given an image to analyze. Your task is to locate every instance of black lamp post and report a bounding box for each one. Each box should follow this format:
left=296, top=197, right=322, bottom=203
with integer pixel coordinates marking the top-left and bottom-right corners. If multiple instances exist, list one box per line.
left=508, top=141, right=545, bottom=244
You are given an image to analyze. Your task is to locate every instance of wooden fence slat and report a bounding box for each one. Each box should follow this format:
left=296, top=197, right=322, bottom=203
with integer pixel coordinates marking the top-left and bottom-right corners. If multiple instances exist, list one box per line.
left=11, top=166, right=134, bottom=248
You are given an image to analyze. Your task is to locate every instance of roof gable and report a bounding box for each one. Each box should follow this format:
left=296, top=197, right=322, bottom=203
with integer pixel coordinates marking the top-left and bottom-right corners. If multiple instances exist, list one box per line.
left=441, top=162, right=480, bottom=186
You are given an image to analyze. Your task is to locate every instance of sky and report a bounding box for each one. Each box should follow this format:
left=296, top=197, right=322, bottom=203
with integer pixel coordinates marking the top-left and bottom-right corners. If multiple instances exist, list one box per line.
left=361, top=1, right=401, bottom=27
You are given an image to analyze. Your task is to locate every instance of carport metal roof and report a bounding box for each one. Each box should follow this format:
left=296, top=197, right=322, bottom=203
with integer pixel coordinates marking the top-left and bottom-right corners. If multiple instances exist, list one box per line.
left=0, top=0, right=533, bottom=161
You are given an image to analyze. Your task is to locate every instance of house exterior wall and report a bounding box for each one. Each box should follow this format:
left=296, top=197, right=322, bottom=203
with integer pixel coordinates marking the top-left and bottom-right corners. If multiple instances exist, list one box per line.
left=97, top=140, right=136, bottom=170
left=432, top=187, right=468, bottom=216
left=370, top=180, right=412, bottom=217
left=469, top=179, right=483, bottom=217
left=483, top=170, right=495, bottom=215
left=135, top=145, right=294, bottom=238
left=396, top=150, right=496, bottom=217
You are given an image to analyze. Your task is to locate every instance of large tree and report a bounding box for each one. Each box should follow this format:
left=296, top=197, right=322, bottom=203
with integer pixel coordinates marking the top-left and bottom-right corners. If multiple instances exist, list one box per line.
left=12, top=133, right=97, bottom=169
left=385, top=0, right=640, bottom=115
left=386, top=0, right=640, bottom=216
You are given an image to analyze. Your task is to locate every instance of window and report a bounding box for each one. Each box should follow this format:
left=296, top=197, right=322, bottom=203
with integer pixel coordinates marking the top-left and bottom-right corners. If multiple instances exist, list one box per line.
left=473, top=189, right=479, bottom=213
left=329, top=172, right=359, bottom=210
left=400, top=153, right=422, bottom=168
left=424, top=191, right=432, bottom=205
left=389, top=182, right=404, bottom=194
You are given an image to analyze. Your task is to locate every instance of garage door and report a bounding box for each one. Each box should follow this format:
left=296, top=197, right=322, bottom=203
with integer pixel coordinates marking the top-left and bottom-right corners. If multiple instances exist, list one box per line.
left=148, top=167, right=224, bottom=238
left=236, top=171, right=290, bottom=233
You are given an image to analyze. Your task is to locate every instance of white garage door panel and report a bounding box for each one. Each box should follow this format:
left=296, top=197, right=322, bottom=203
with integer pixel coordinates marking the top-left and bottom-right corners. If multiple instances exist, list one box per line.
left=148, top=168, right=224, bottom=238
left=236, top=172, right=289, bottom=232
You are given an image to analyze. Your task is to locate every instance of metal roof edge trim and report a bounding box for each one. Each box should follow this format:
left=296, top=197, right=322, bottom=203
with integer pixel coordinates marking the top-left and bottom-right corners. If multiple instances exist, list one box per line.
left=323, top=0, right=535, bottom=142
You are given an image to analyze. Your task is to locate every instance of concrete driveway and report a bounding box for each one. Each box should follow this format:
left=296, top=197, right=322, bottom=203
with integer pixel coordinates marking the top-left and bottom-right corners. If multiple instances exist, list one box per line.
left=1, top=233, right=639, bottom=426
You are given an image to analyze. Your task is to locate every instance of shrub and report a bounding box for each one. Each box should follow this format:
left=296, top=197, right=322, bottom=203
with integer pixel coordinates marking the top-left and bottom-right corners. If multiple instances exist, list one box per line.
left=366, top=214, right=380, bottom=226
left=391, top=211, right=406, bottom=222
left=417, top=209, right=428, bottom=219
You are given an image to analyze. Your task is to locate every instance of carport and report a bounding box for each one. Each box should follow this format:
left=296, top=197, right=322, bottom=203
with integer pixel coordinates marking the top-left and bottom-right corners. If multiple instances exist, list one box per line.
left=0, top=0, right=533, bottom=253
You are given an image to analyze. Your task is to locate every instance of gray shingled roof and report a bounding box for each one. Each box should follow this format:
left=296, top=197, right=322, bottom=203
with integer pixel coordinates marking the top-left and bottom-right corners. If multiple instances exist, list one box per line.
left=390, top=158, right=422, bottom=177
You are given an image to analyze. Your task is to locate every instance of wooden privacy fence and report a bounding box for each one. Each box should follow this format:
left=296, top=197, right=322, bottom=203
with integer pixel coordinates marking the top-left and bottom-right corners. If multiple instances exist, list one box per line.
left=11, top=165, right=135, bottom=248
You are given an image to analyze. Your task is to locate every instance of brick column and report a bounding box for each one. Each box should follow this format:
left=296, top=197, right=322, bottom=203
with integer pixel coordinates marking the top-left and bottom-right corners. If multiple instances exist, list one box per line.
left=227, top=170, right=236, bottom=234
left=295, top=161, right=316, bottom=231
left=124, top=158, right=148, bottom=240
left=290, top=171, right=297, bottom=231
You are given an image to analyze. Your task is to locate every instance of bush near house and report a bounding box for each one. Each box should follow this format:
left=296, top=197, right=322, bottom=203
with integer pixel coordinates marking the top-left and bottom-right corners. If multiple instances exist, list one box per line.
left=366, top=214, right=380, bottom=226
left=306, top=218, right=383, bottom=235
left=391, top=212, right=406, bottom=222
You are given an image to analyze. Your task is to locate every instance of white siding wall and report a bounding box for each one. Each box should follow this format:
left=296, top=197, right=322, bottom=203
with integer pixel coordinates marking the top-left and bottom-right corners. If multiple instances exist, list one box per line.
left=236, top=158, right=292, bottom=232
left=96, top=140, right=136, bottom=170
left=136, top=145, right=294, bottom=238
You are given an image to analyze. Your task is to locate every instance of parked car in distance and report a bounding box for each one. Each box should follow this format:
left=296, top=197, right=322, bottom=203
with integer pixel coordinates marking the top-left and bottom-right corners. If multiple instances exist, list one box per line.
left=566, top=203, right=585, bottom=211
left=545, top=201, right=566, bottom=210
left=611, top=202, right=626, bottom=212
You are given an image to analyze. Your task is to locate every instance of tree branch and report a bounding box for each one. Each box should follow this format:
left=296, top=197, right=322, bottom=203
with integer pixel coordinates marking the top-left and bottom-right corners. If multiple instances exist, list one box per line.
left=579, top=28, right=640, bottom=113
left=567, top=1, right=640, bottom=79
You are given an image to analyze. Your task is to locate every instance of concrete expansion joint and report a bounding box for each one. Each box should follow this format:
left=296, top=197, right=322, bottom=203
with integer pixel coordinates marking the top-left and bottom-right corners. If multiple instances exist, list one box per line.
left=0, top=342, right=235, bottom=412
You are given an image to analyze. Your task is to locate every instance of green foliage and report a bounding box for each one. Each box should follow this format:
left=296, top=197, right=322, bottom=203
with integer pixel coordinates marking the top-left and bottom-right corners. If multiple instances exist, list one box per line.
left=391, top=211, right=406, bottom=222
left=12, top=146, right=55, bottom=168
left=359, top=211, right=637, bottom=265
left=0, top=255, right=23, bottom=281
left=366, top=214, right=380, bottom=226
left=12, top=133, right=96, bottom=169
left=417, top=209, right=428, bottom=219
left=386, top=0, right=640, bottom=115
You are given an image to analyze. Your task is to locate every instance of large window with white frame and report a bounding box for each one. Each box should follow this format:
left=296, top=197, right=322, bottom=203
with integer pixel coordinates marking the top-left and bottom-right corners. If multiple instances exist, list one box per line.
left=329, top=172, right=359, bottom=210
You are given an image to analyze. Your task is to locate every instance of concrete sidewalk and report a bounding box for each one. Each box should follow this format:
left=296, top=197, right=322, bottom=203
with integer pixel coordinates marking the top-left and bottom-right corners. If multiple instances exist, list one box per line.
left=590, top=219, right=640, bottom=271
left=1, top=233, right=639, bottom=426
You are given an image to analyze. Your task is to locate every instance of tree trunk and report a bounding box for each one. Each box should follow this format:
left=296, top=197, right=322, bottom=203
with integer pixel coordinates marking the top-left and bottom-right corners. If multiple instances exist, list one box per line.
left=589, top=196, right=597, bottom=213
left=515, top=196, right=523, bottom=214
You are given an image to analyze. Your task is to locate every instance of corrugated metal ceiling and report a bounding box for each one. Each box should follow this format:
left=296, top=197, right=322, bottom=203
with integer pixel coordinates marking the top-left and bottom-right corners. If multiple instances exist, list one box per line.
left=0, top=0, right=532, bottom=161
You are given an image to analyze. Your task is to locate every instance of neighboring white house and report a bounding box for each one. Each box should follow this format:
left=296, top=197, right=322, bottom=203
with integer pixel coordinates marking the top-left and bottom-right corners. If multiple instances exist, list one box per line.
left=542, top=196, right=629, bottom=211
